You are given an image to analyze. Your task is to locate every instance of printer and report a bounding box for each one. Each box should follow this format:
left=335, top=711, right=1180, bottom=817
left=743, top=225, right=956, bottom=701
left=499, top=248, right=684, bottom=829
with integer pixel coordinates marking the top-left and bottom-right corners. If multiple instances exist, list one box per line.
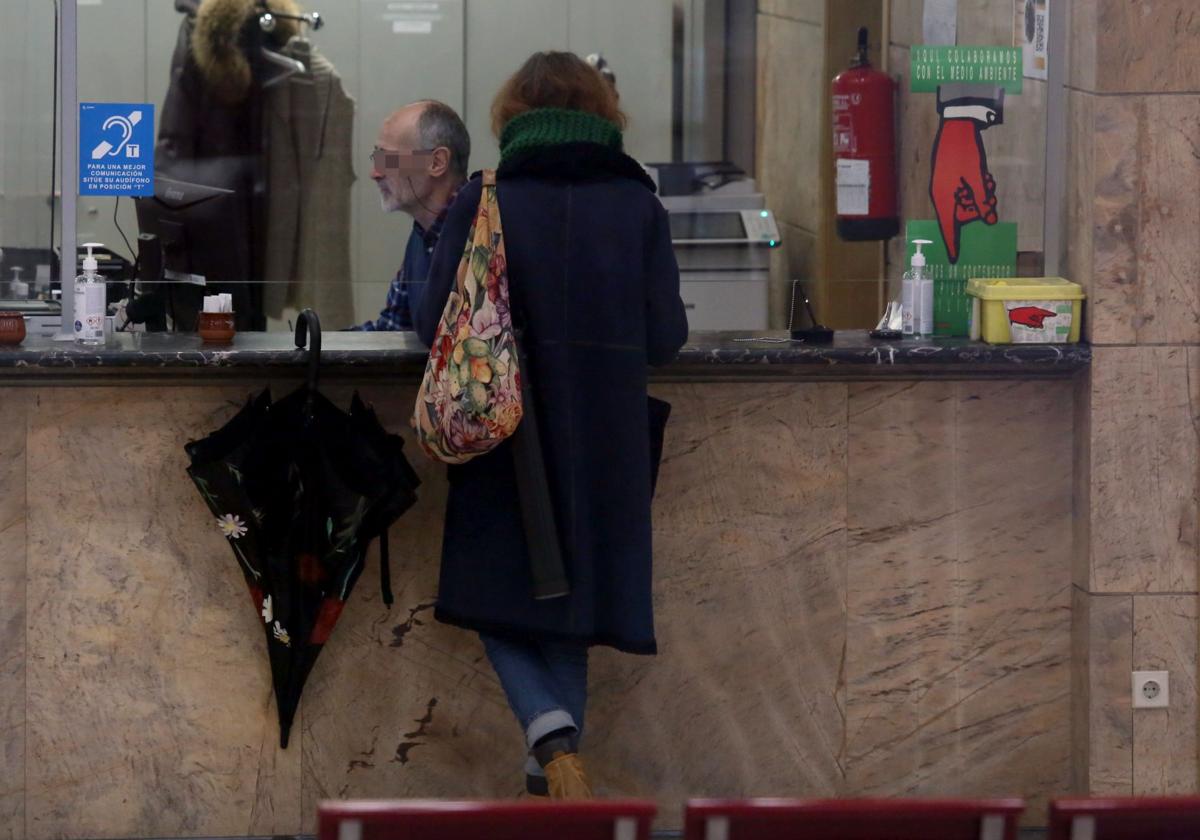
left=646, top=162, right=779, bottom=331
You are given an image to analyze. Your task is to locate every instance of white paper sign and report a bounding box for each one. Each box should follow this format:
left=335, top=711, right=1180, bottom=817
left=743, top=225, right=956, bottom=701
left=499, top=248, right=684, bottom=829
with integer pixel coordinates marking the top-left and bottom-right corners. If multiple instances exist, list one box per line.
left=836, top=159, right=870, bottom=216
left=1015, top=0, right=1050, bottom=80
left=922, top=0, right=958, bottom=46
left=393, top=19, right=434, bottom=34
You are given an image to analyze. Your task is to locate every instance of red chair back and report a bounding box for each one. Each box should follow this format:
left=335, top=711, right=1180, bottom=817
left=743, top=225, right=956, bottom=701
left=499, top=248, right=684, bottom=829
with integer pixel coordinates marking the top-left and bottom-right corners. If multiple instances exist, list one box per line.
left=684, top=798, right=1025, bottom=840
left=1049, top=797, right=1200, bottom=839
left=317, top=799, right=657, bottom=840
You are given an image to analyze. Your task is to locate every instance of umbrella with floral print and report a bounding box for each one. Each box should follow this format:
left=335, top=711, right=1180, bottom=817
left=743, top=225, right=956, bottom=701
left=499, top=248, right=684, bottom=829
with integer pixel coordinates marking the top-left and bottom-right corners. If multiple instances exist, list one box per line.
left=184, top=311, right=421, bottom=748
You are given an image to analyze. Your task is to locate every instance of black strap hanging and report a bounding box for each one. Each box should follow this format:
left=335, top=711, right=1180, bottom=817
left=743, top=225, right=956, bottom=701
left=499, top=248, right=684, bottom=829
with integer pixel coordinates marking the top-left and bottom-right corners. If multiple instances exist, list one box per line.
left=294, top=308, right=322, bottom=417
left=379, top=530, right=394, bottom=607
left=508, top=317, right=569, bottom=600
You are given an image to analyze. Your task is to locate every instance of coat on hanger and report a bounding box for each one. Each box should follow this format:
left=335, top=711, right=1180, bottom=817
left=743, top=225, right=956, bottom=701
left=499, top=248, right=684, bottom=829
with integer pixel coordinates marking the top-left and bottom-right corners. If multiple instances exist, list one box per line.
left=261, top=37, right=357, bottom=328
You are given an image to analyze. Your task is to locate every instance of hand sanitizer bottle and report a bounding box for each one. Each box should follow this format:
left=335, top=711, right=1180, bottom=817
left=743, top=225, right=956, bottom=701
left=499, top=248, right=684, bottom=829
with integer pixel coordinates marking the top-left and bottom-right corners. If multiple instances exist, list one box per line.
left=10, top=268, right=28, bottom=300
left=910, top=239, right=934, bottom=336
left=902, top=238, right=934, bottom=336
left=74, top=243, right=106, bottom=346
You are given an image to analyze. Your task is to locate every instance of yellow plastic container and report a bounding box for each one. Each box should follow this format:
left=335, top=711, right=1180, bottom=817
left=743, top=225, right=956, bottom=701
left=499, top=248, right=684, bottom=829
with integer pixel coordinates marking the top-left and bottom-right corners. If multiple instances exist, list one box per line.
left=966, top=277, right=1086, bottom=344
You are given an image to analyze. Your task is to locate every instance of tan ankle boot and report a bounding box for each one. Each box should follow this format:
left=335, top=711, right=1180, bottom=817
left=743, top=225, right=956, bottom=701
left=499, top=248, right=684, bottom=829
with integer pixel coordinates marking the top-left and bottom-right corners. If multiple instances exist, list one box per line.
left=544, top=751, right=593, bottom=799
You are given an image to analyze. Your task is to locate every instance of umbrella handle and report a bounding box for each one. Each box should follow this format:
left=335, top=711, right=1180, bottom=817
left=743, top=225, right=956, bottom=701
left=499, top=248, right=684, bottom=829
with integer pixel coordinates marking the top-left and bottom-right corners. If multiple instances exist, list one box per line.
left=294, top=309, right=322, bottom=403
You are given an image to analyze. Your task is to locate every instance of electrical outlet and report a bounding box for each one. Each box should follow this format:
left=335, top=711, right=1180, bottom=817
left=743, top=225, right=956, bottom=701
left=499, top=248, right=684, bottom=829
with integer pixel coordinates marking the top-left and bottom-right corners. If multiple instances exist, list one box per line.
left=1133, top=671, right=1170, bottom=709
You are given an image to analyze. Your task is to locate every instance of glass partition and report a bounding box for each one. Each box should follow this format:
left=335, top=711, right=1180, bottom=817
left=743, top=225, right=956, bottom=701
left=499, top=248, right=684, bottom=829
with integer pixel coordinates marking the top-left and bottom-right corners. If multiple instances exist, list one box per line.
left=0, top=1, right=59, bottom=334
left=2, top=0, right=1063, bottom=336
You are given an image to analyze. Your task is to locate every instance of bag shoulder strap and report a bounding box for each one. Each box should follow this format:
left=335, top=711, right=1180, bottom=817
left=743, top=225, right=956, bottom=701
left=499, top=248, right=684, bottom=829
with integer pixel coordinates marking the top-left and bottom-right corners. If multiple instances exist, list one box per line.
left=379, top=528, right=393, bottom=607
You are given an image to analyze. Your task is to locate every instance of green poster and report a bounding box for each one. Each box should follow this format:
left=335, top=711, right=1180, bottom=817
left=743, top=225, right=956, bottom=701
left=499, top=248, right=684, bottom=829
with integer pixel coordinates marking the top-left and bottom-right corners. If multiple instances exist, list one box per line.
left=905, top=220, right=1018, bottom=337
left=910, top=45, right=1023, bottom=94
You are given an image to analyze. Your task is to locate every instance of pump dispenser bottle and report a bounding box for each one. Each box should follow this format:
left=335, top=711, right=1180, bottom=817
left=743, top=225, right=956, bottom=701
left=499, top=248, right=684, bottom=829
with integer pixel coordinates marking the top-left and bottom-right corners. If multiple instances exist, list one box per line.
left=902, top=239, right=934, bottom=336
left=10, top=268, right=27, bottom=300
left=74, top=243, right=106, bottom=345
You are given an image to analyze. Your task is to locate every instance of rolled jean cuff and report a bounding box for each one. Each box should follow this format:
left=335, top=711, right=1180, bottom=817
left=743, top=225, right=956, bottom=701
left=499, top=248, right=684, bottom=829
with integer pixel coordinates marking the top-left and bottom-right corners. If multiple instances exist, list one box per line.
left=524, top=708, right=577, bottom=750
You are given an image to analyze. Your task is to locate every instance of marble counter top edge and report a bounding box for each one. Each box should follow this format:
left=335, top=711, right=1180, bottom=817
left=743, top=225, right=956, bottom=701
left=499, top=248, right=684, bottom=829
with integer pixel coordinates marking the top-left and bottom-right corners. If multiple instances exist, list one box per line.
left=0, top=332, right=1092, bottom=378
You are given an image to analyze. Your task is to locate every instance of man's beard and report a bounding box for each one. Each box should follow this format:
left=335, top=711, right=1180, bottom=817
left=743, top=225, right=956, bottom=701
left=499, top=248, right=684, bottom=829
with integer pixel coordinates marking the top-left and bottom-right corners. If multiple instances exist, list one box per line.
left=378, top=184, right=404, bottom=213
left=379, top=192, right=402, bottom=213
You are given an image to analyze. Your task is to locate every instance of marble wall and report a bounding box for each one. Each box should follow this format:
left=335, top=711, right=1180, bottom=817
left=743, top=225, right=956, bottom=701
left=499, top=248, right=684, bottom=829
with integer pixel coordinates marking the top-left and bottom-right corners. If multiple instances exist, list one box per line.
left=1, top=392, right=29, bottom=840
left=0, top=374, right=1077, bottom=839
left=757, top=1, right=890, bottom=330
left=22, top=387, right=305, bottom=839
left=887, top=0, right=1049, bottom=273
left=756, top=1, right=825, bottom=327
left=1064, top=0, right=1200, bottom=798
left=843, top=380, right=1072, bottom=806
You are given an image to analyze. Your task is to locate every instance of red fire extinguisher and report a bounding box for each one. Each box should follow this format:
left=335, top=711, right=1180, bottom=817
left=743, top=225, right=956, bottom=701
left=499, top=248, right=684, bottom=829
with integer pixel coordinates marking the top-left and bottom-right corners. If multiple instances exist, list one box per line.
left=832, top=27, right=899, bottom=241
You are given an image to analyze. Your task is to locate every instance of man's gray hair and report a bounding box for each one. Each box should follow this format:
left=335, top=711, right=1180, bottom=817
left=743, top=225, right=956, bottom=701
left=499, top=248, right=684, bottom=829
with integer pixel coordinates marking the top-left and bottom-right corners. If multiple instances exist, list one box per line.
left=417, top=100, right=471, bottom=180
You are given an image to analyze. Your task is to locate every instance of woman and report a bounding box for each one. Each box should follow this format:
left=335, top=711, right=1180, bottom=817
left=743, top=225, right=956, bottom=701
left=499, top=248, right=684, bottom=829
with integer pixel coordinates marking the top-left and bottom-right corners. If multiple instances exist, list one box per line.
left=414, top=51, right=688, bottom=799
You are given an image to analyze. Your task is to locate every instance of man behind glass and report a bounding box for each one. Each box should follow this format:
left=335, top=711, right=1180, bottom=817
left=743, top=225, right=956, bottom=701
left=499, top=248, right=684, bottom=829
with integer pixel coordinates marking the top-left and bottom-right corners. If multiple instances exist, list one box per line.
left=352, top=100, right=469, bottom=331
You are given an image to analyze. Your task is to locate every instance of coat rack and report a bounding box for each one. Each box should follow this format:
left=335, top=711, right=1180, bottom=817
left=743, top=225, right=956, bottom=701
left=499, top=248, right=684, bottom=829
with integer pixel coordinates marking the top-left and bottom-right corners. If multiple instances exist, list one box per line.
left=256, top=2, right=325, bottom=86
left=258, top=8, right=324, bottom=34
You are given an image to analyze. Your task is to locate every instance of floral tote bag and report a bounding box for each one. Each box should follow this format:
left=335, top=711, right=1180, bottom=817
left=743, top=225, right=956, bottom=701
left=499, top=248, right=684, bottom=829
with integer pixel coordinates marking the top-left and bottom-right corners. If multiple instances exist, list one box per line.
left=413, top=170, right=523, bottom=464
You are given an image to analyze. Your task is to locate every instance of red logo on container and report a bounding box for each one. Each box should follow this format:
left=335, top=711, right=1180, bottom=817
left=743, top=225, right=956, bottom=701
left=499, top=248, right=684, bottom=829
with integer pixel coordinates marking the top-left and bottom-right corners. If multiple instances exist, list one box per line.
left=1009, top=306, right=1056, bottom=329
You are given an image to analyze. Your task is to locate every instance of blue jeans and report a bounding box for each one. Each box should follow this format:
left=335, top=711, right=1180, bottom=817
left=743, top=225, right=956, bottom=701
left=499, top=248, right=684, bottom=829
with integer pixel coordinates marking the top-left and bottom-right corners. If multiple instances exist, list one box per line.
left=480, top=633, right=589, bottom=775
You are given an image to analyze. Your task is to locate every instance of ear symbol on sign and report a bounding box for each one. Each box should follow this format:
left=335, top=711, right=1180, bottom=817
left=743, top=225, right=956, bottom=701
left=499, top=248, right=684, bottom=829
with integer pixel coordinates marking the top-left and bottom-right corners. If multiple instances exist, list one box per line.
left=91, top=110, right=143, bottom=160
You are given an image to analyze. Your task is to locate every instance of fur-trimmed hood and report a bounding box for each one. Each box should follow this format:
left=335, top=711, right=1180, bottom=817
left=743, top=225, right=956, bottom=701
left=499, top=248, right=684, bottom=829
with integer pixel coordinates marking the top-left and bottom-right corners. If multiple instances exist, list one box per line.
left=191, top=0, right=302, bottom=106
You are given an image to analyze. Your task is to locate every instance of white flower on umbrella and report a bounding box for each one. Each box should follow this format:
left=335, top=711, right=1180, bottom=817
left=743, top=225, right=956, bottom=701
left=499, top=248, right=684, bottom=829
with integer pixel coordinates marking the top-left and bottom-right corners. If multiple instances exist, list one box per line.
left=217, top=513, right=248, bottom=540
left=272, top=621, right=291, bottom=646
left=261, top=595, right=273, bottom=624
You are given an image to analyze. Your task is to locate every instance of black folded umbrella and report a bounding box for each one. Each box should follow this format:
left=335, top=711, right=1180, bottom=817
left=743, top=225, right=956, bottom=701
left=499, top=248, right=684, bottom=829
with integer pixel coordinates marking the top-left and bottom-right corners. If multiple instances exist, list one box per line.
left=185, top=310, right=420, bottom=747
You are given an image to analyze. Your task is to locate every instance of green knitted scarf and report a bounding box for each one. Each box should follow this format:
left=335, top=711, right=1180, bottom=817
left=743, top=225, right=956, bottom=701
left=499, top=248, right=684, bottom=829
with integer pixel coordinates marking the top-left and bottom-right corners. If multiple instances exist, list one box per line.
left=499, top=108, right=623, bottom=164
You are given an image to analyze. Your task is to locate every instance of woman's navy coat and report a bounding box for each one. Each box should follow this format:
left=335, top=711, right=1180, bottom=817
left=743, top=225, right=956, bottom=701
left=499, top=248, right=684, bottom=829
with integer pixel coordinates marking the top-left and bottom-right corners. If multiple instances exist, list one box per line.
left=414, top=143, right=688, bottom=654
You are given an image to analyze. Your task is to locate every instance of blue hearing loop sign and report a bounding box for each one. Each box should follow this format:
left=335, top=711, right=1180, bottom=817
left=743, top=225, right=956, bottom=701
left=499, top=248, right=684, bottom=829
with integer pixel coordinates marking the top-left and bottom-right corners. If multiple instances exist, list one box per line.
left=79, top=102, right=155, bottom=196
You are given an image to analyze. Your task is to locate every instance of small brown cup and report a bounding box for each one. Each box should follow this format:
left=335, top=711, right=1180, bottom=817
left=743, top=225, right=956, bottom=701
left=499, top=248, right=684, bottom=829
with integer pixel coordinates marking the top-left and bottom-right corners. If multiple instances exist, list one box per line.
left=0, top=312, right=26, bottom=346
left=198, top=312, right=236, bottom=344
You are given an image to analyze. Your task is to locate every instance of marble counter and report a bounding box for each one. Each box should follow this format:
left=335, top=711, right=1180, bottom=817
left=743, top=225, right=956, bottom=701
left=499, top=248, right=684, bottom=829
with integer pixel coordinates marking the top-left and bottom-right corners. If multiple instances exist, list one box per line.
left=0, top=364, right=1081, bottom=838
left=0, top=330, right=1090, bottom=379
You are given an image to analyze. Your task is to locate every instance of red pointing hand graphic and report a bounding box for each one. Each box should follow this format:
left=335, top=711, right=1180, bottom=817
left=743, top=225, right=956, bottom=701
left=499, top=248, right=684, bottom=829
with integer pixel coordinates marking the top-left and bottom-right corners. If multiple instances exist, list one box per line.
left=929, top=85, right=1004, bottom=264
left=1009, top=306, right=1057, bottom=330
